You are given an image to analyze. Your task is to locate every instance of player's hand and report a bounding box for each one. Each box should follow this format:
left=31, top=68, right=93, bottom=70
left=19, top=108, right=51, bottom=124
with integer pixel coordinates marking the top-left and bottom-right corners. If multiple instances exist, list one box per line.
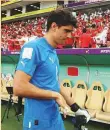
left=55, top=93, right=70, bottom=118
left=70, top=103, right=91, bottom=123
left=75, top=108, right=91, bottom=123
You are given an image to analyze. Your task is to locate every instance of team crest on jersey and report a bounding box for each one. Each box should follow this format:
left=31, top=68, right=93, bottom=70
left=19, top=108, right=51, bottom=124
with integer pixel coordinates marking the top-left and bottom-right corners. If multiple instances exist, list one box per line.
left=22, top=48, right=33, bottom=59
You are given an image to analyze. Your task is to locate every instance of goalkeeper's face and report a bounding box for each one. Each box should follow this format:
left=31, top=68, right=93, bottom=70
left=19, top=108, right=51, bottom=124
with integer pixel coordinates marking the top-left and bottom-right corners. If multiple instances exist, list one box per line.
left=53, top=24, right=73, bottom=45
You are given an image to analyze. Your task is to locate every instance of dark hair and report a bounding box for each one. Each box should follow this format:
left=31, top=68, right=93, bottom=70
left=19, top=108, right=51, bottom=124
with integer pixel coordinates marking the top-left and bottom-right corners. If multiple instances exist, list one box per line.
left=82, top=28, right=87, bottom=33
left=46, top=9, right=77, bottom=32
left=92, top=24, right=96, bottom=28
left=28, top=31, right=31, bottom=35
left=12, top=35, right=17, bottom=39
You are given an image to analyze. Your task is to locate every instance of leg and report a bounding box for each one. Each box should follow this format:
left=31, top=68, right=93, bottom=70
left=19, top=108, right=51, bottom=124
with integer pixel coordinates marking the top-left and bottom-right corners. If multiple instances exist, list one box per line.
left=13, top=101, right=20, bottom=122
left=6, top=99, right=11, bottom=118
left=17, top=96, right=22, bottom=115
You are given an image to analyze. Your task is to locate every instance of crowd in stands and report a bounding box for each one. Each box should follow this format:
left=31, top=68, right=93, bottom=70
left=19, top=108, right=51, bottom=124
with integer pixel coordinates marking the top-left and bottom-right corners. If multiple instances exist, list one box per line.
left=1, top=8, right=110, bottom=51
left=1, top=17, right=47, bottom=51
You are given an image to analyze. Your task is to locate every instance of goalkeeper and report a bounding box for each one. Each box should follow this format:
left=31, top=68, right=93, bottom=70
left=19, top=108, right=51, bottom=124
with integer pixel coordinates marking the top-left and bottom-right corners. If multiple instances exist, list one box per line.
left=14, top=9, right=90, bottom=130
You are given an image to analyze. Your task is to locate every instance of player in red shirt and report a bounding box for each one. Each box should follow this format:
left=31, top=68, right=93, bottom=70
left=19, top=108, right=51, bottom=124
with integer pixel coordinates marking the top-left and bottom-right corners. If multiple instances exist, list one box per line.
left=63, top=37, right=74, bottom=48
left=7, top=39, right=14, bottom=51
left=79, top=28, right=93, bottom=48
left=14, top=39, right=21, bottom=51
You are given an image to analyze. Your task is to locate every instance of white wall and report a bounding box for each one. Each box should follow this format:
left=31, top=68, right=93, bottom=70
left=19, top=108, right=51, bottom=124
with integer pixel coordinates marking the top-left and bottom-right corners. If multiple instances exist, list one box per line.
left=64, top=0, right=68, bottom=5
left=7, top=10, right=10, bottom=16
left=22, top=5, right=26, bottom=13
left=40, top=1, right=57, bottom=9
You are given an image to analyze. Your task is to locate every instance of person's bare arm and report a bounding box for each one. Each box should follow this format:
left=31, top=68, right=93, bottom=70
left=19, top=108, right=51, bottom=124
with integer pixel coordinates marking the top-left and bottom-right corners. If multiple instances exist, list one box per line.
left=60, top=84, right=91, bottom=122
left=14, top=70, right=69, bottom=108
left=14, top=70, right=59, bottom=99
left=60, top=85, right=75, bottom=106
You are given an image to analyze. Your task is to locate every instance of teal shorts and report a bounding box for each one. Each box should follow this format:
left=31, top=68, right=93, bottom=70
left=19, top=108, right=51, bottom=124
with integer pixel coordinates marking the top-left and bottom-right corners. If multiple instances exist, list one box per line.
left=23, top=114, right=65, bottom=130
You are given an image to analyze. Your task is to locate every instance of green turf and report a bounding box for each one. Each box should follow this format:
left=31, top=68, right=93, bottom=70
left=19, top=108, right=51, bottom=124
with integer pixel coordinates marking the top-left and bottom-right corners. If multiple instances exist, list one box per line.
left=1, top=102, right=110, bottom=130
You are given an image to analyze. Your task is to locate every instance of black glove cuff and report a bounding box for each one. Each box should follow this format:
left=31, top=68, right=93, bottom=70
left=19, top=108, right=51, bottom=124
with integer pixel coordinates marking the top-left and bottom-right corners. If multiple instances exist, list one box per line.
left=70, top=103, right=80, bottom=112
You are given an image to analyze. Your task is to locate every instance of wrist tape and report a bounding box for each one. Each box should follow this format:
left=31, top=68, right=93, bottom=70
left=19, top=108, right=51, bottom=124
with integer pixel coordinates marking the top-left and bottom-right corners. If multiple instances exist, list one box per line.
left=70, top=103, right=80, bottom=112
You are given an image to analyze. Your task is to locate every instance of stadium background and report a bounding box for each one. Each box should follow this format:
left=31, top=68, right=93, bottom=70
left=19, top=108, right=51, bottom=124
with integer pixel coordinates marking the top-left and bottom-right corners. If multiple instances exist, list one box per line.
left=1, top=0, right=110, bottom=130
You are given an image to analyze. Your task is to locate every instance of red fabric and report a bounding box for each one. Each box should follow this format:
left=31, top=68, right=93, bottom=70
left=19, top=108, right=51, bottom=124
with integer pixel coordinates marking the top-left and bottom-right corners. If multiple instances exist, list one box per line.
left=37, top=19, right=42, bottom=25
left=7, top=39, right=14, bottom=51
left=79, top=33, right=92, bottom=48
left=91, top=30, right=98, bottom=37
left=97, top=26, right=103, bottom=33
left=56, top=44, right=64, bottom=49
left=64, top=37, right=73, bottom=45
left=68, top=67, right=78, bottom=76
left=91, top=37, right=96, bottom=48
left=36, top=25, right=42, bottom=33
left=14, top=40, right=21, bottom=51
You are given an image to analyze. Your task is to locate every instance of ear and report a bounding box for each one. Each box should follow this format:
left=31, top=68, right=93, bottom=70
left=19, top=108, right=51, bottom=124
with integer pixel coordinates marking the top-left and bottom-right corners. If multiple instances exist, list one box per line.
left=51, top=22, right=58, bottom=31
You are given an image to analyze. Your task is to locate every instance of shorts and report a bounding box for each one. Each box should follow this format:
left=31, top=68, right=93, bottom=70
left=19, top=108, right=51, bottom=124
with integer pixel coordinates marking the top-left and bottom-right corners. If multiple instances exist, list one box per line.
left=23, top=114, right=65, bottom=130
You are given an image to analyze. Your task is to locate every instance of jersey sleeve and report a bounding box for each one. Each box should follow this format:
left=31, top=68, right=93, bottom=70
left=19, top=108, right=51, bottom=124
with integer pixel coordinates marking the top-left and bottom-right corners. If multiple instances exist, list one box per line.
left=16, top=45, right=40, bottom=77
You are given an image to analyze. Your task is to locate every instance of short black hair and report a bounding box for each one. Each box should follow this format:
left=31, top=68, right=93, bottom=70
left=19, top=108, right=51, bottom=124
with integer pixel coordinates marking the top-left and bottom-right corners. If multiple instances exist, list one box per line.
left=92, top=24, right=96, bottom=28
left=28, top=31, right=31, bottom=35
left=82, top=28, right=87, bottom=33
left=46, top=9, right=77, bottom=32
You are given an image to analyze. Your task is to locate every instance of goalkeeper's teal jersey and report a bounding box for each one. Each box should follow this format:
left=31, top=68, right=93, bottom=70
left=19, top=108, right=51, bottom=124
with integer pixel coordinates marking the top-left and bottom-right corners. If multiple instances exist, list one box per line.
left=16, top=37, right=65, bottom=130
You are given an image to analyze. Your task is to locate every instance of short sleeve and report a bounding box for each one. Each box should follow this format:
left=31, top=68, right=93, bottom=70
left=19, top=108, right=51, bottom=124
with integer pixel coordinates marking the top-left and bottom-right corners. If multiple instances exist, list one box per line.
left=16, top=46, right=39, bottom=77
